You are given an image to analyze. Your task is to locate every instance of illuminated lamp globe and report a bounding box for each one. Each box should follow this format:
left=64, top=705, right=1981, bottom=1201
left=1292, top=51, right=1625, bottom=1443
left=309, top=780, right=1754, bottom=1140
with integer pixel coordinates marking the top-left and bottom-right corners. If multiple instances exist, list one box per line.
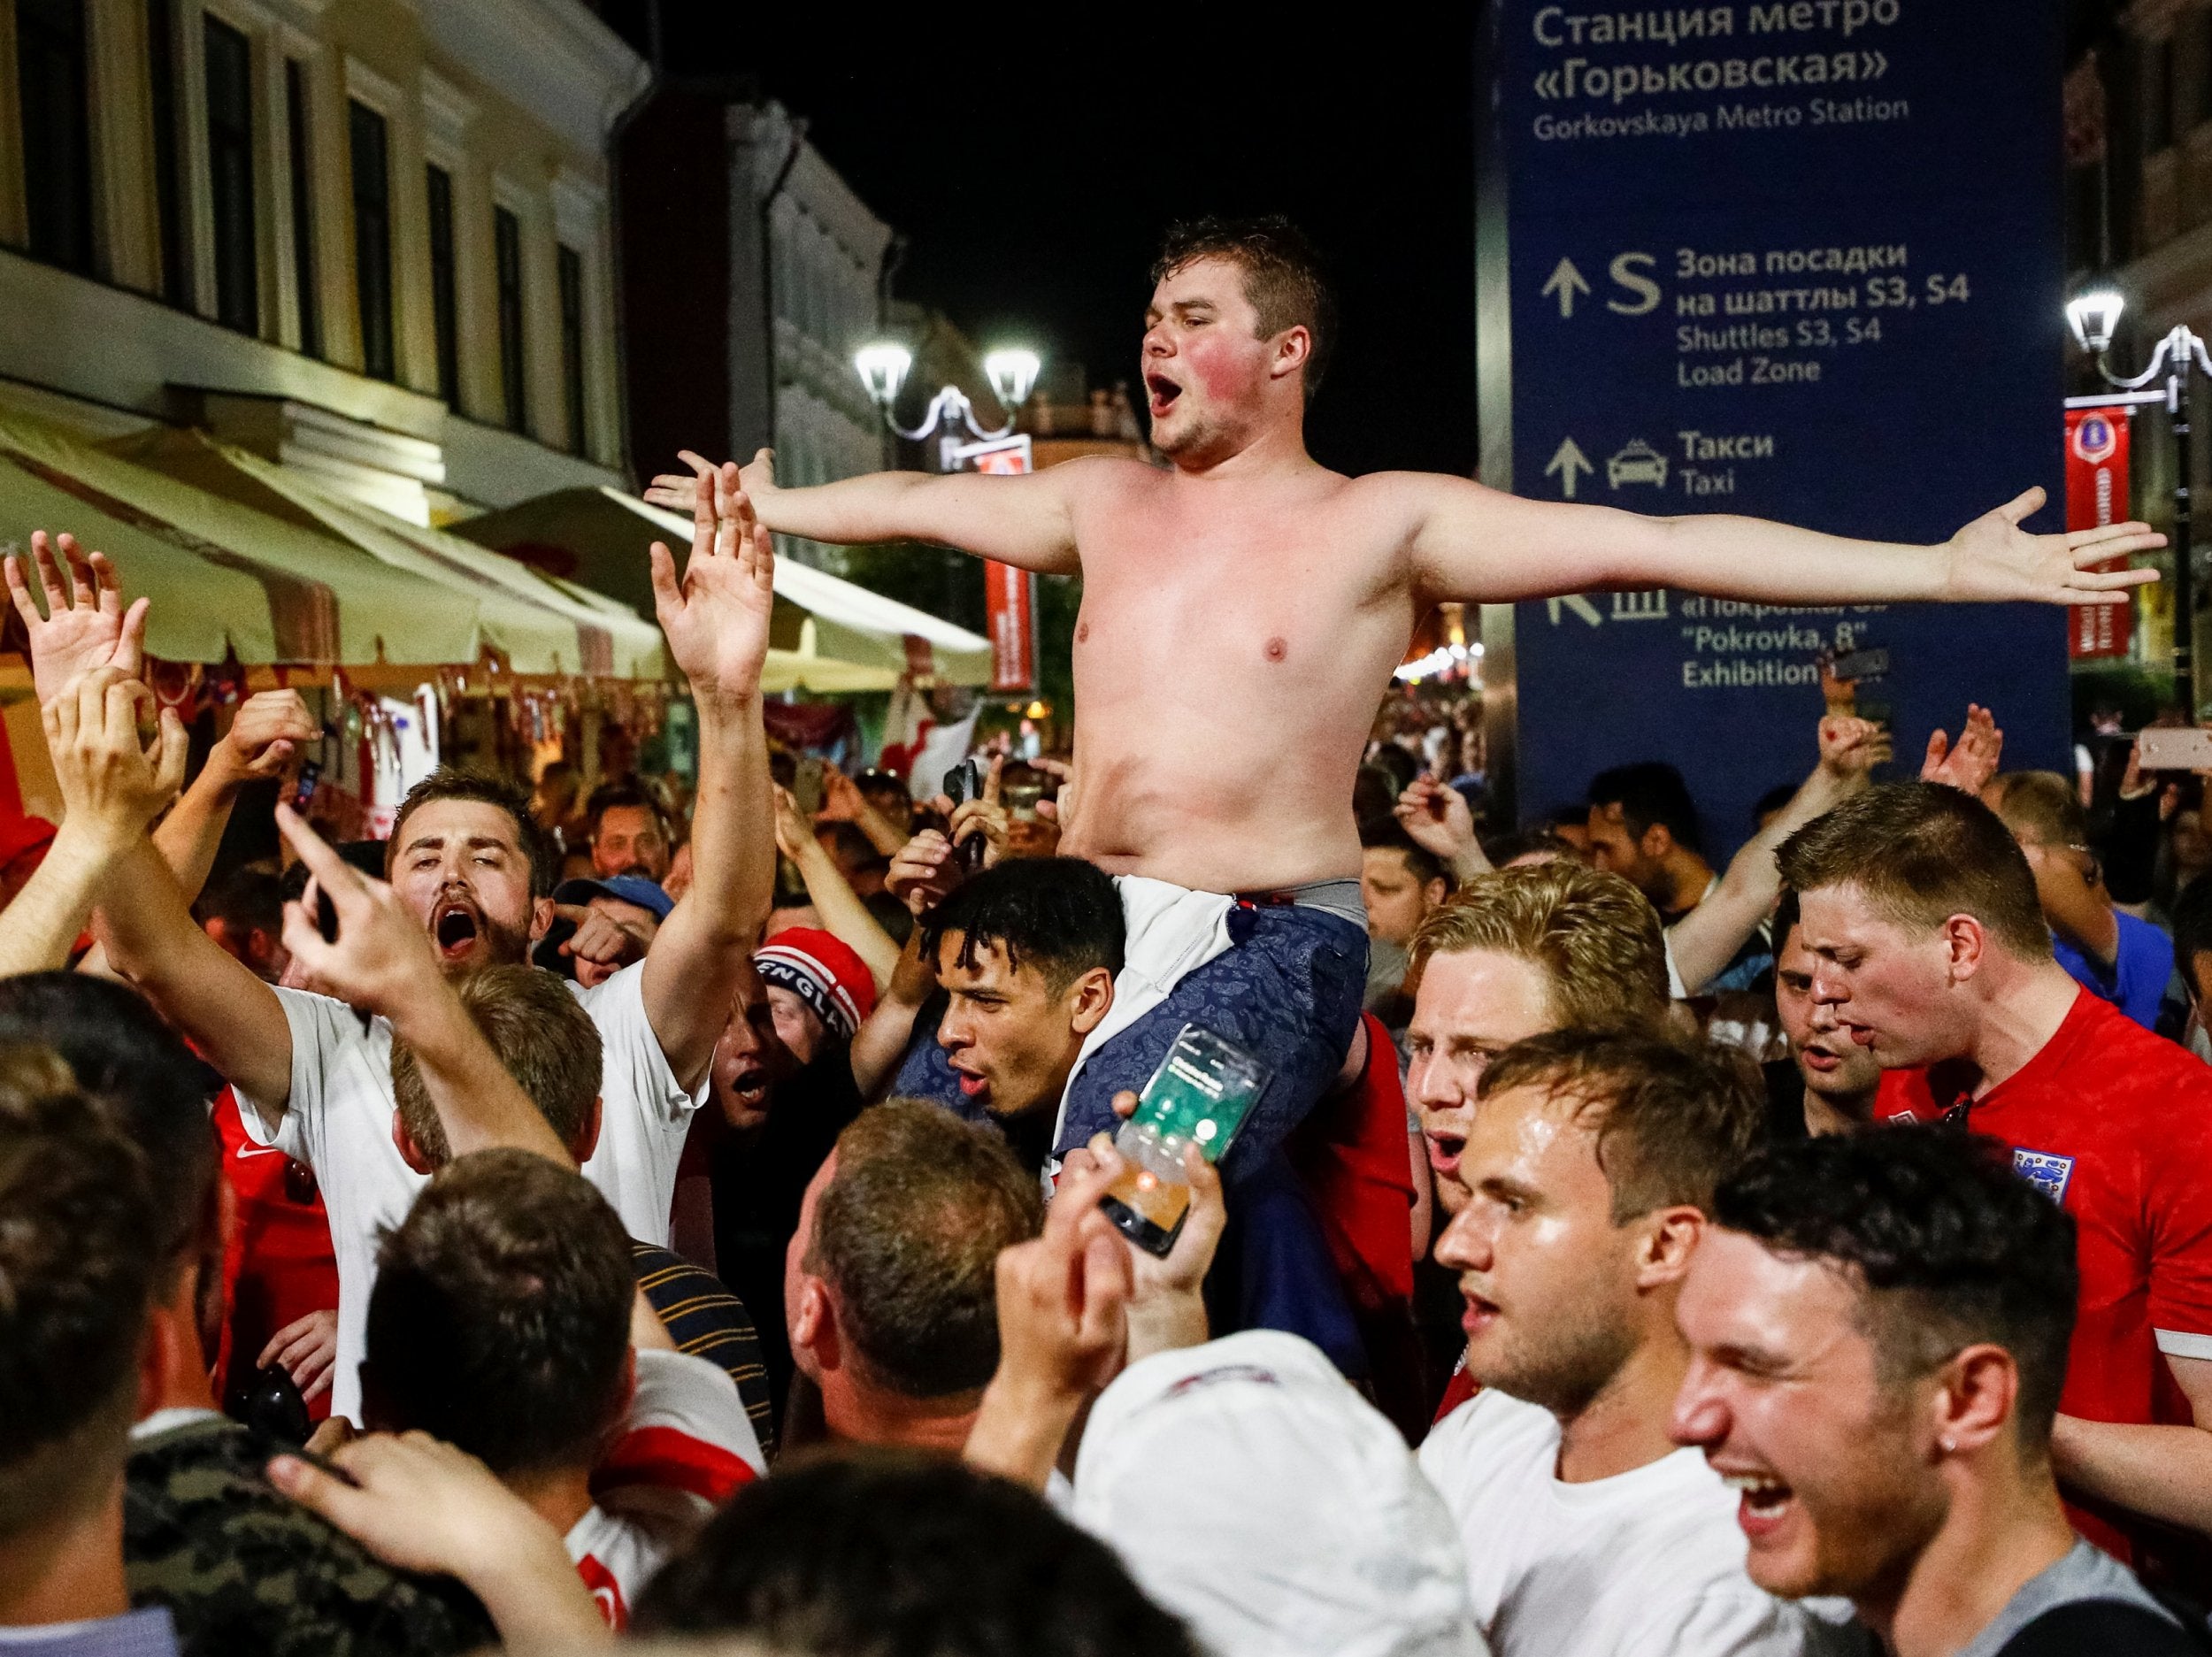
left=2066, top=289, right=2126, bottom=356
left=854, top=342, right=913, bottom=408
left=984, top=349, right=1042, bottom=410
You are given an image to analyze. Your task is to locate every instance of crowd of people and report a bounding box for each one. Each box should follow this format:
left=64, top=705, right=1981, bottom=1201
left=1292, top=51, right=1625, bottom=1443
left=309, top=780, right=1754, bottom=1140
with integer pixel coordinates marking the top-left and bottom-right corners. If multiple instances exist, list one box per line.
left=3, top=216, right=2207, bottom=1657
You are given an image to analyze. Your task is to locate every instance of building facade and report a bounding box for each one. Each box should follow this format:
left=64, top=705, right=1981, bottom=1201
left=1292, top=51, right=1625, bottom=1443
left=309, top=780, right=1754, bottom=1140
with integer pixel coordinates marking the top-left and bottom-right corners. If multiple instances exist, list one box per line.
left=620, top=89, right=890, bottom=570
left=0, top=0, right=646, bottom=521
left=2069, top=0, right=2212, bottom=683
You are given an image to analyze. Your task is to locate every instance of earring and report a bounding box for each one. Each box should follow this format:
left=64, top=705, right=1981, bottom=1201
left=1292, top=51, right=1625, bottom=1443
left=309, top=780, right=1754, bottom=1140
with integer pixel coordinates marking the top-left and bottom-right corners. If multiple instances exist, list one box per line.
left=1939, top=1435, right=1956, bottom=1454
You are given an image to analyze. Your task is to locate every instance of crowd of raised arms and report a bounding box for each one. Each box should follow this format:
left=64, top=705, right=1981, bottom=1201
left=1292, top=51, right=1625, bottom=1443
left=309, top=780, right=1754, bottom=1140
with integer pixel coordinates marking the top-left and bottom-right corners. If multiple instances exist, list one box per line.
left=2, top=217, right=2207, bottom=1657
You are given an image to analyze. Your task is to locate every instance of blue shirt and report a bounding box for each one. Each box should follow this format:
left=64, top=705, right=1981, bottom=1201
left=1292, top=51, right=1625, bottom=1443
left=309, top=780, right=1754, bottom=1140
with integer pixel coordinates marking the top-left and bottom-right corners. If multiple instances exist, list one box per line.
left=2052, top=909, right=2175, bottom=1032
left=0, top=1607, right=178, bottom=1657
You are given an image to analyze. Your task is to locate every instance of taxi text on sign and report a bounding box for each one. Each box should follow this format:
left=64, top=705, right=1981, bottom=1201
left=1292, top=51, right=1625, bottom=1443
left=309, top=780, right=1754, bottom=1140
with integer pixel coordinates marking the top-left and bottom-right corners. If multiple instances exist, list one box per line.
left=1483, top=1, right=2069, bottom=851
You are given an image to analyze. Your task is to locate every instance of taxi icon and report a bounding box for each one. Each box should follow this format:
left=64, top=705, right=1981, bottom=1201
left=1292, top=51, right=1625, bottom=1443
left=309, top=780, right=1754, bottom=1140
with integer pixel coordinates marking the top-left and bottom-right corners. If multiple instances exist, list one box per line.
left=1607, top=440, right=1669, bottom=489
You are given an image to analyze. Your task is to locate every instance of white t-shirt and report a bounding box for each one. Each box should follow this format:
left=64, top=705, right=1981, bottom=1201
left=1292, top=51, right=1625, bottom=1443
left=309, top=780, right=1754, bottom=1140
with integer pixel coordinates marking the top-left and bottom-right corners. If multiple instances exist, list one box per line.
left=236, top=961, right=704, bottom=1424
left=566, top=1347, right=765, bottom=1630
left=1417, top=1390, right=1824, bottom=1657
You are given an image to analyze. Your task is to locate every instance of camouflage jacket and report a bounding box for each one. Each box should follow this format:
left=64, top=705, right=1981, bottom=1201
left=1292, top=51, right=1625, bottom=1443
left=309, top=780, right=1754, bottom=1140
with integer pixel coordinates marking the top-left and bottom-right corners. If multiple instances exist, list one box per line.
left=124, top=1414, right=496, bottom=1657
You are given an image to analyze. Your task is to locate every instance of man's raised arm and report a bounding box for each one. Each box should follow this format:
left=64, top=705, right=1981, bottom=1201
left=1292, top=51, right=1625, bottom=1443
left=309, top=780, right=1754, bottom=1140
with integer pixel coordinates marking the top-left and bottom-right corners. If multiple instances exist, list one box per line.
left=643, top=448, right=1083, bottom=576
left=635, top=459, right=779, bottom=1093
left=1404, top=475, right=2164, bottom=608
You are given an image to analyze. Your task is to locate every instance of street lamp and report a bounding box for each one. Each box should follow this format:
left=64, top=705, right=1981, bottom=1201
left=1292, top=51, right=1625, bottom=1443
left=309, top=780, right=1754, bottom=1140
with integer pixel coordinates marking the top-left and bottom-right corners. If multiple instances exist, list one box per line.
left=854, top=339, right=1044, bottom=471
left=2067, top=287, right=2210, bottom=714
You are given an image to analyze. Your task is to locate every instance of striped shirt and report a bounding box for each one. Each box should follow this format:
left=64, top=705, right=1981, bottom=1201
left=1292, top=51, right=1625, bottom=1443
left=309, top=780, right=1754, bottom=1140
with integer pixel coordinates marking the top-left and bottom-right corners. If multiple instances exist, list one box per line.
left=630, top=1240, right=777, bottom=1459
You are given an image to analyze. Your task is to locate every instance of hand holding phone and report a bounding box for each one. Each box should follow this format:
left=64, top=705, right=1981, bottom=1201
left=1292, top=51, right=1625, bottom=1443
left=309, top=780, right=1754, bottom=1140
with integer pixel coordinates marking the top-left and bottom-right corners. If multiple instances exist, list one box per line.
left=1099, top=1025, right=1270, bottom=1256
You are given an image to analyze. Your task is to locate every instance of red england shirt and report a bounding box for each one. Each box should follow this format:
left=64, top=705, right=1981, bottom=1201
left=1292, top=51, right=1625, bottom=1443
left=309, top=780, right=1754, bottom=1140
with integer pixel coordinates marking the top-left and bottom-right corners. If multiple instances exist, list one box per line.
left=211, top=1085, right=340, bottom=1419
left=1878, top=988, right=2212, bottom=1561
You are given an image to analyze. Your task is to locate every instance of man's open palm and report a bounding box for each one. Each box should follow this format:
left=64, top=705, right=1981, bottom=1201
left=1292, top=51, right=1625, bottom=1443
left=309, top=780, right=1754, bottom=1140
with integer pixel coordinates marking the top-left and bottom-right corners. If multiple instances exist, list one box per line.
left=8, top=532, right=149, bottom=705
left=650, top=455, right=773, bottom=704
left=1941, top=487, right=2163, bottom=606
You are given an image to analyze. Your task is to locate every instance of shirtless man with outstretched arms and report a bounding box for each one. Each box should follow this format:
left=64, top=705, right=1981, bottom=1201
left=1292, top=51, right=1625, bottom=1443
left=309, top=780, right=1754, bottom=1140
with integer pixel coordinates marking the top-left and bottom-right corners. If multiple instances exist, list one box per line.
left=653, top=218, right=2157, bottom=1361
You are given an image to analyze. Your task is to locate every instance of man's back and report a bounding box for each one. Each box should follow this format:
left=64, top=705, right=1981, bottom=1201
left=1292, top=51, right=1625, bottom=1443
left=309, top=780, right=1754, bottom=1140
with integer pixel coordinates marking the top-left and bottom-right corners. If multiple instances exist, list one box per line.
left=125, top=1413, right=495, bottom=1657
left=1418, top=1390, right=1818, bottom=1657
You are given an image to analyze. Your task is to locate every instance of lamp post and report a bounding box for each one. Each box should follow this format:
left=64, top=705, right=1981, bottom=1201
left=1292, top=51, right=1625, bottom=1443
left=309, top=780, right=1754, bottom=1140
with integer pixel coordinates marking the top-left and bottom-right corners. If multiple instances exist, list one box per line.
left=2067, top=288, right=2206, bottom=714
left=853, top=342, right=1043, bottom=472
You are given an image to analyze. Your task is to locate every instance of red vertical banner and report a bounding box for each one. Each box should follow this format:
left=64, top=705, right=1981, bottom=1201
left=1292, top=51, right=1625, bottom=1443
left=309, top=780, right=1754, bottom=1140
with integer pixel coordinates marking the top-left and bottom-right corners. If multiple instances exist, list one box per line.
left=956, top=437, right=1040, bottom=692
left=984, top=561, right=1037, bottom=692
left=2066, top=406, right=2133, bottom=661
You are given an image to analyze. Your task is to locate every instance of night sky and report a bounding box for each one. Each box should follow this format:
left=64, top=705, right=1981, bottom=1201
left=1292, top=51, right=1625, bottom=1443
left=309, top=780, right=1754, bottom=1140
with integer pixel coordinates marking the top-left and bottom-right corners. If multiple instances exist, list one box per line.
left=597, top=4, right=1481, bottom=480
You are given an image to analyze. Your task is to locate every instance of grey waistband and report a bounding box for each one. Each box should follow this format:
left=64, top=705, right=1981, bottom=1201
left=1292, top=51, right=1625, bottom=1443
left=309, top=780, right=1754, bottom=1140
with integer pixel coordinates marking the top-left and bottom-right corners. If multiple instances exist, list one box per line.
left=1245, top=877, right=1367, bottom=932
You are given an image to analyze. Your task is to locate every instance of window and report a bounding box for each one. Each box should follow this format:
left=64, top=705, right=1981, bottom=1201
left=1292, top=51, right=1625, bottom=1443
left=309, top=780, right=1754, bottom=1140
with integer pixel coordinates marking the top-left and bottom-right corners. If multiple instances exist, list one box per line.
left=557, top=243, right=585, bottom=456
left=285, top=59, right=319, bottom=357
left=16, top=0, right=95, bottom=272
left=203, top=17, right=257, bottom=334
left=426, top=165, right=458, bottom=405
left=495, top=205, right=526, bottom=432
left=2148, top=34, right=2175, bottom=155
left=147, top=0, right=188, bottom=303
left=349, top=100, right=394, bottom=381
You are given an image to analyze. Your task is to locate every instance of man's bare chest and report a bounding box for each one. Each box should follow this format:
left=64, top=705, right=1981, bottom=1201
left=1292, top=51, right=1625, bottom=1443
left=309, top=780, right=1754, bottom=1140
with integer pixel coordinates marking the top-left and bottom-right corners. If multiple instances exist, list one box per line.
left=1071, top=526, right=1409, bottom=679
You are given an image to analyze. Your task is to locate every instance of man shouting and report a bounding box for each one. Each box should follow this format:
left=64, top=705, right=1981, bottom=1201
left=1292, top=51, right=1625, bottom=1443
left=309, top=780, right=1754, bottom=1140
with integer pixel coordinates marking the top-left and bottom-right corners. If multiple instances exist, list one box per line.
left=652, top=217, right=2156, bottom=1341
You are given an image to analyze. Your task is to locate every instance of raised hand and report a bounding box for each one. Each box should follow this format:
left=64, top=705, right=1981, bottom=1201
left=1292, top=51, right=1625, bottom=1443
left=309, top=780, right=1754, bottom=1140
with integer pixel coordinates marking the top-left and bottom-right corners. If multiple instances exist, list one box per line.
left=273, top=802, right=442, bottom=1016
left=1816, top=714, right=1892, bottom=782
left=1921, top=703, right=2004, bottom=795
left=8, top=532, right=149, bottom=706
left=771, top=783, right=813, bottom=863
left=1939, top=488, right=2164, bottom=607
left=1068, top=1092, right=1229, bottom=1306
left=554, top=901, right=653, bottom=987
left=45, top=666, right=187, bottom=848
left=1394, top=774, right=1477, bottom=862
left=642, top=447, right=779, bottom=518
left=1032, top=756, right=1079, bottom=826
left=649, top=454, right=774, bottom=707
left=886, top=827, right=964, bottom=916
left=210, top=689, right=318, bottom=789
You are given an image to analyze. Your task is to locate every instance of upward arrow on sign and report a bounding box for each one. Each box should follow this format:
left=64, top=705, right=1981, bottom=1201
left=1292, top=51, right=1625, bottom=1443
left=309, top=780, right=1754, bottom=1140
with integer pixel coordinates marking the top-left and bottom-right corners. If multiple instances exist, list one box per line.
left=1545, top=437, right=1594, bottom=499
left=1541, top=257, right=1592, bottom=318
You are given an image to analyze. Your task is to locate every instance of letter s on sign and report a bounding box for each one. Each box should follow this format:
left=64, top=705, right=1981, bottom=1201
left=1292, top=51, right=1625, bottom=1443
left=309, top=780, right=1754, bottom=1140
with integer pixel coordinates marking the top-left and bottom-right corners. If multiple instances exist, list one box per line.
left=1609, top=252, right=1661, bottom=317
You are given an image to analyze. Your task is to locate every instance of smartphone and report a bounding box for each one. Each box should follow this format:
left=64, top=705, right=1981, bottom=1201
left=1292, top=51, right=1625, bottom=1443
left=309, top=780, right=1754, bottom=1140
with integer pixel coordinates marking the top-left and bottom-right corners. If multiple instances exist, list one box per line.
left=2137, top=726, right=2212, bottom=771
left=293, top=758, right=323, bottom=809
left=1829, top=647, right=1890, bottom=682
left=942, top=756, right=984, bottom=807
left=316, top=887, right=340, bottom=944
left=1099, top=1025, right=1271, bottom=1256
left=943, top=757, right=987, bottom=869
left=793, top=755, right=826, bottom=817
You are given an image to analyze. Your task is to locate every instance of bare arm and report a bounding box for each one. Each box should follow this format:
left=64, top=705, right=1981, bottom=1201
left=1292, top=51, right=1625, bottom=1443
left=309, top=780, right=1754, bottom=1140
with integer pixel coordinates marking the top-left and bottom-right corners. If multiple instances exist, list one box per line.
left=1404, top=476, right=2162, bottom=609
left=849, top=929, right=937, bottom=1101
left=2052, top=1355, right=2212, bottom=1536
left=640, top=459, right=780, bottom=1093
left=155, top=690, right=317, bottom=901
left=97, top=838, right=295, bottom=1111
left=820, top=762, right=910, bottom=858
left=643, top=448, right=1084, bottom=577
left=773, top=787, right=899, bottom=993
left=1669, top=715, right=1886, bottom=996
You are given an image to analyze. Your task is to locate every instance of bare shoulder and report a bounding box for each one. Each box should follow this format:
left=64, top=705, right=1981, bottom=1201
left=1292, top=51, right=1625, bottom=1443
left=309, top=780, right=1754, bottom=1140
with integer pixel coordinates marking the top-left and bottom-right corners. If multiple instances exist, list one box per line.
left=1044, top=455, right=1163, bottom=502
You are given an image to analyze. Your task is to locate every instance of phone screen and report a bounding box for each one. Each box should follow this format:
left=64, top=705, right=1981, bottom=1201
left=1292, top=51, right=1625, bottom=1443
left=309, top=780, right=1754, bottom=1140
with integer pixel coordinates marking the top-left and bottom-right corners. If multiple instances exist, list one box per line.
left=1099, top=1025, right=1270, bottom=1255
left=2137, top=727, right=2212, bottom=771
